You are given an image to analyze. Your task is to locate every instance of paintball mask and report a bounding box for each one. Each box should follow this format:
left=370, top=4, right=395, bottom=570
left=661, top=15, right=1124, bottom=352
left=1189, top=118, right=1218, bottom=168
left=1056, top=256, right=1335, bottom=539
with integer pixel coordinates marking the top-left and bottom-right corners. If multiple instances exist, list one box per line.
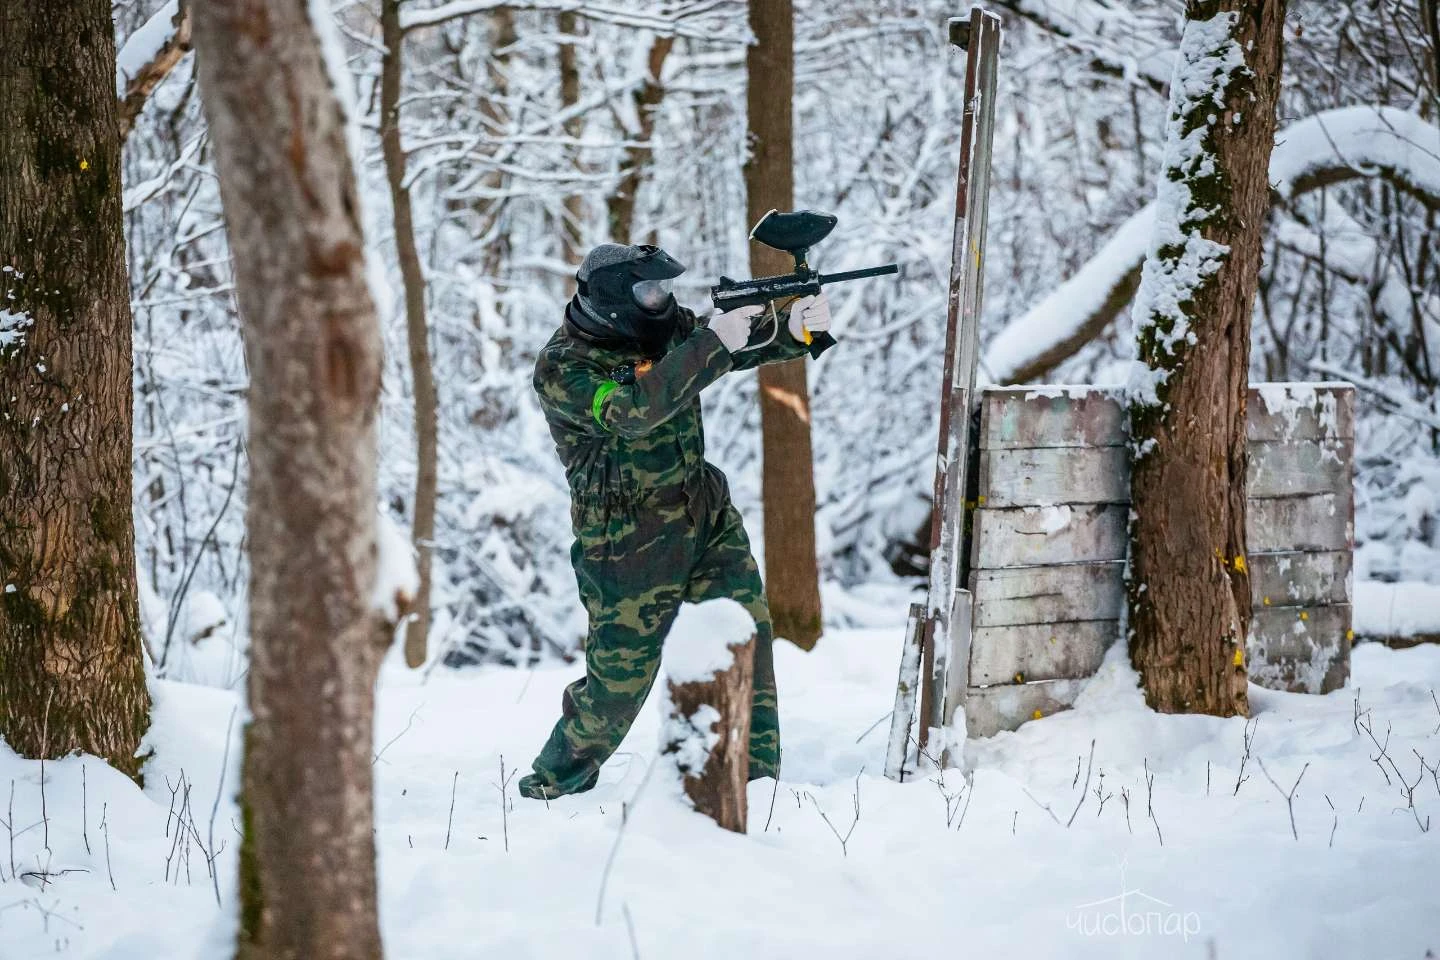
left=574, top=243, right=686, bottom=350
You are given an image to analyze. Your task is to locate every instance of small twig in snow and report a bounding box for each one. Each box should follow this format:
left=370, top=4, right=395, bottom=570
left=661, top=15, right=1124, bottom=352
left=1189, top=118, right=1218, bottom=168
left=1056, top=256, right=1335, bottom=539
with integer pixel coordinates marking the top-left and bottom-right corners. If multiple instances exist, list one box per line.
left=492, top=755, right=518, bottom=852
left=1019, top=786, right=1061, bottom=825
left=1093, top=769, right=1113, bottom=818
left=40, top=689, right=52, bottom=854
left=1234, top=717, right=1258, bottom=796
left=1120, top=786, right=1132, bottom=835
left=372, top=703, right=424, bottom=766
left=1144, top=758, right=1163, bottom=846
left=208, top=706, right=237, bottom=908
left=101, top=803, right=115, bottom=891
left=1257, top=758, right=1309, bottom=841
left=763, top=756, right=782, bottom=833
left=82, top=764, right=90, bottom=857
left=1066, top=740, right=1095, bottom=827
left=806, top=768, right=864, bottom=857
left=1325, top=794, right=1338, bottom=848
left=622, top=902, right=641, bottom=960
left=855, top=711, right=892, bottom=744
left=596, top=756, right=658, bottom=926
left=445, top=771, right=459, bottom=851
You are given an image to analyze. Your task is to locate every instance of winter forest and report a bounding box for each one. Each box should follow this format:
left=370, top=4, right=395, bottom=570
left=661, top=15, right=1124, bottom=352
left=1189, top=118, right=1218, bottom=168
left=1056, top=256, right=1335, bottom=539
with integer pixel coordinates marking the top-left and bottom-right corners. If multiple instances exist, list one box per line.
left=1, top=0, right=1439, bottom=956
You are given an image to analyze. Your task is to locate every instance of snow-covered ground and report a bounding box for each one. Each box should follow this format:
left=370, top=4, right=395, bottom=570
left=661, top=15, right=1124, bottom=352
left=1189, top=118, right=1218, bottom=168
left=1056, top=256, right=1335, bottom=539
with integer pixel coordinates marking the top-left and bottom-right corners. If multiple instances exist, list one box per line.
left=3, top=584, right=1439, bottom=959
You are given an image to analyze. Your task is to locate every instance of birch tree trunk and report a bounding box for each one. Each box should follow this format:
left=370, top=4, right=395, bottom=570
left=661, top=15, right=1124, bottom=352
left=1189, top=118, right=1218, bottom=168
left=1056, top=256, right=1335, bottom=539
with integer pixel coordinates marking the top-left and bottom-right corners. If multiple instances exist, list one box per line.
left=382, top=0, right=438, bottom=669
left=0, top=0, right=151, bottom=778
left=745, top=0, right=823, bottom=650
left=1127, top=0, right=1287, bottom=715
left=190, top=2, right=397, bottom=955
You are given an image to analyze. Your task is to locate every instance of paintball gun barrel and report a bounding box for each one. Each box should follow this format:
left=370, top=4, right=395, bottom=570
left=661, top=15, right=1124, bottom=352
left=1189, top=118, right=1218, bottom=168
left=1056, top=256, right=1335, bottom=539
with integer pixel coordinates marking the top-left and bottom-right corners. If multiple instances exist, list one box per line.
left=711, top=210, right=899, bottom=357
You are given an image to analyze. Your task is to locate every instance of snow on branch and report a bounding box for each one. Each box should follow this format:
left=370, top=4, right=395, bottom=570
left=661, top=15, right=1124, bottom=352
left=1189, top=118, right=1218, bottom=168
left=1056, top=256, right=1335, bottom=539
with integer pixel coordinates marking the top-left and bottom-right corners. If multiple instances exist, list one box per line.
left=984, top=107, right=1440, bottom=385
left=982, top=203, right=1154, bottom=384
left=116, top=0, right=192, bottom=142
left=990, top=0, right=1174, bottom=95
left=399, top=0, right=743, bottom=43
left=1272, top=106, right=1440, bottom=211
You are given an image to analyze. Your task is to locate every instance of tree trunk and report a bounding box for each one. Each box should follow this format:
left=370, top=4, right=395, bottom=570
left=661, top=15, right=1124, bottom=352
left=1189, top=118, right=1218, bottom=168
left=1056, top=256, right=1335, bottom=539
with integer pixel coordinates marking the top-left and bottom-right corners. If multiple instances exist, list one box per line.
left=0, top=0, right=151, bottom=779
left=1127, top=0, right=1287, bottom=715
left=558, top=10, right=585, bottom=271
left=190, top=2, right=396, bottom=956
left=605, top=33, right=673, bottom=245
left=661, top=602, right=755, bottom=833
left=744, top=0, right=823, bottom=650
left=382, top=0, right=438, bottom=670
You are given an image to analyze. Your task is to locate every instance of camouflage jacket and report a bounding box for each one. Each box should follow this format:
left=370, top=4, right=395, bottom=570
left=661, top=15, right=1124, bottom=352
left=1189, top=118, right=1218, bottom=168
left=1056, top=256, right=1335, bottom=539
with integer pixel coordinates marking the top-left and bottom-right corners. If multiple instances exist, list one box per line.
left=534, top=304, right=813, bottom=509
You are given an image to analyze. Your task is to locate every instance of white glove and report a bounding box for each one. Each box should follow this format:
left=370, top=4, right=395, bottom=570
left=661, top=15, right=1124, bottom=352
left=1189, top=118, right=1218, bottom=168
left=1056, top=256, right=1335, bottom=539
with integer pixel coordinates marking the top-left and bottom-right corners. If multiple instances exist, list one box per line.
left=787, top=293, right=832, bottom=343
left=708, top=304, right=764, bottom=353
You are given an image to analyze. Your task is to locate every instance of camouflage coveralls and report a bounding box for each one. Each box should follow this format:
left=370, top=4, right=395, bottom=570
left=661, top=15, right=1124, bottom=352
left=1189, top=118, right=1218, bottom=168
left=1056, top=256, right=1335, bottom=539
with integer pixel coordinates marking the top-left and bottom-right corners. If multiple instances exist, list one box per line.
left=520, top=306, right=813, bottom=799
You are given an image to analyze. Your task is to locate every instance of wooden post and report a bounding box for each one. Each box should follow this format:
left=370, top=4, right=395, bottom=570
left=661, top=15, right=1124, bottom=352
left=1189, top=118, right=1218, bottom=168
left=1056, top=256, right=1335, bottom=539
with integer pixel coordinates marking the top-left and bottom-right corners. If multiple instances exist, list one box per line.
left=661, top=600, right=757, bottom=833
left=917, top=6, right=1003, bottom=760
left=884, top=603, right=925, bottom=781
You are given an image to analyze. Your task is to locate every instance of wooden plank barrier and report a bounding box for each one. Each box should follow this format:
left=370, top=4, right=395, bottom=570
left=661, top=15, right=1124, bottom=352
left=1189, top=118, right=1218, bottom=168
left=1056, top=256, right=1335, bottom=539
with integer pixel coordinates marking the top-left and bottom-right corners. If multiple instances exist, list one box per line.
left=963, top=383, right=1355, bottom=738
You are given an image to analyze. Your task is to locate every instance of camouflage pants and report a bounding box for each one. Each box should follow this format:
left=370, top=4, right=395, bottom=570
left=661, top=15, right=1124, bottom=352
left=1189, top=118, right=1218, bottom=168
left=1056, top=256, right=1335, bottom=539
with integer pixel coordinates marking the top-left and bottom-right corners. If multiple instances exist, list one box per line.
left=521, top=467, right=778, bottom=798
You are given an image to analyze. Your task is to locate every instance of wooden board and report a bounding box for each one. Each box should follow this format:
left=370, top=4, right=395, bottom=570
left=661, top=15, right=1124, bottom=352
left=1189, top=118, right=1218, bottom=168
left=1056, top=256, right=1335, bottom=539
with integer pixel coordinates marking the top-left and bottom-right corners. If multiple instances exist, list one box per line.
left=1249, top=493, right=1354, bottom=553
left=1250, top=551, right=1351, bottom=607
left=978, top=383, right=1353, bottom=450
left=979, top=387, right=1126, bottom=450
left=969, top=620, right=1119, bottom=685
left=1248, top=438, right=1353, bottom=499
left=1249, top=604, right=1352, bottom=694
left=971, top=503, right=1128, bottom=569
left=978, top=446, right=1130, bottom=508
left=970, top=562, right=1124, bottom=627
left=964, top=678, right=1087, bottom=738
left=1247, top=383, right=1355, bottom=443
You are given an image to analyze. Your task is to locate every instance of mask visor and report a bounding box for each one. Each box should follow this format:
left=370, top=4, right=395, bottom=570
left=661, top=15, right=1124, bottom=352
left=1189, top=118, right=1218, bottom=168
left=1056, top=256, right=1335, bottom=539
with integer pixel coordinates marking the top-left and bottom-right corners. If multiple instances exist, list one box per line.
left=632, top=278, right=674, bottom=312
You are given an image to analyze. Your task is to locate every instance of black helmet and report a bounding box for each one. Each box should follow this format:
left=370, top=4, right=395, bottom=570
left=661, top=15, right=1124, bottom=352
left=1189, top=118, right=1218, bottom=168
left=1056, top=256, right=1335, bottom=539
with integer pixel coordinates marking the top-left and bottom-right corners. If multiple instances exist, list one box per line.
left=571, top=243, right=686, bottom=350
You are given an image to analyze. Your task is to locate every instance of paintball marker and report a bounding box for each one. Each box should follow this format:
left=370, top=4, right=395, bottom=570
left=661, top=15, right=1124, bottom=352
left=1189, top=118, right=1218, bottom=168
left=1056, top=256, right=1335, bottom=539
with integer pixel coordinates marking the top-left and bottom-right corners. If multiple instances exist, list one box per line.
left=711, top=210, right=900, bottom=358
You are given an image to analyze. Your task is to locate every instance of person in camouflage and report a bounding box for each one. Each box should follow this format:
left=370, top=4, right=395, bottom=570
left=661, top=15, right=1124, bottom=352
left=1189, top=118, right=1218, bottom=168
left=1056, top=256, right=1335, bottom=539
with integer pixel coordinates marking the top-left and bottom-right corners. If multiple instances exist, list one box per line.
left=518, top=241, right=834, bottom=800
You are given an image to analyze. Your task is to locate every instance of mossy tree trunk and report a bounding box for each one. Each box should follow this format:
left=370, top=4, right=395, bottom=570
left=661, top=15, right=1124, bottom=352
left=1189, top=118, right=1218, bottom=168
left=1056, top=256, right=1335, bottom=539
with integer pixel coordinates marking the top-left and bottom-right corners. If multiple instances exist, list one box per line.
left=191, top=1, right=397, bottom=956
left=1127, top=0, right=1287, bottom=715
left=745, top=0, right=824, bottom=650
left=0, top=0, right=151, bottom=778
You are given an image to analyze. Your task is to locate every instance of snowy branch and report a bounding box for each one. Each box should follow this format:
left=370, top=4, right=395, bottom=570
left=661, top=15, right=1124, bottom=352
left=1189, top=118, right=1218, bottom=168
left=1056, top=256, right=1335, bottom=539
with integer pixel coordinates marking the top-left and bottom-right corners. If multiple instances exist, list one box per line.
left=116, top=0, right=192, bottom=142
left=989, top=0, right=1174, bottom=95
left=984, top=107, right=1440, bottom=385
left=399, top=0, right=744, bottom=43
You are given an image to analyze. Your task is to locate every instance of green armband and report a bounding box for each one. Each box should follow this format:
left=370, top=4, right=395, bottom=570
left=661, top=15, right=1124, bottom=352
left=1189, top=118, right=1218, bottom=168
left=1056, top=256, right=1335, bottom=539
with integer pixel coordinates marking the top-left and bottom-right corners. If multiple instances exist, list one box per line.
left=592, top=380, right=620, bottom=429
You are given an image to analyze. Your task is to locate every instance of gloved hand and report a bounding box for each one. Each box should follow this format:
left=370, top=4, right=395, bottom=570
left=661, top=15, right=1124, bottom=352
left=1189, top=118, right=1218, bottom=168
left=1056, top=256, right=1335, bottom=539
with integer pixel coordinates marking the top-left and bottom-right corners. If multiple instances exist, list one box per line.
left=707, top=304, right=764, bottom=353
left=787, top=293, right=832, bottom=343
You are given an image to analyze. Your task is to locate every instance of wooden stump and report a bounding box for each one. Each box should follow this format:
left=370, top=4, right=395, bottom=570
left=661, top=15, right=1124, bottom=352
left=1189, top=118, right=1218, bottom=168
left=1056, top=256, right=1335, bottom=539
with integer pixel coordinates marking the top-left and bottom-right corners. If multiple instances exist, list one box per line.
left=661, top=600, right=757, bottom=833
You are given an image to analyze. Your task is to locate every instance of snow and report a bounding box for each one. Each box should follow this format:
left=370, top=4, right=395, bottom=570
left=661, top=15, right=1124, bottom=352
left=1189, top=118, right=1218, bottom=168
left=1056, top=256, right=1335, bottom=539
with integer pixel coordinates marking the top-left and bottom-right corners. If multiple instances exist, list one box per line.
left=114, top=0, right=181, bottom=96
left=1355, top=581, right=1440, bottom=640
left=0, top=307, right=32, bottom=350
left=1271, top=106, right=1440, bottom=203
left=4, top=592, right=1440, bottom=958
left=661, top=599, right=754, bottom=683
left=987, top=109, right=1440, bottom=390
left=372, top=511, right=420, bottom=622
left=1127, top=11, right=1244, bottom=410
left=1003, top=0, right=1173, bottom=92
